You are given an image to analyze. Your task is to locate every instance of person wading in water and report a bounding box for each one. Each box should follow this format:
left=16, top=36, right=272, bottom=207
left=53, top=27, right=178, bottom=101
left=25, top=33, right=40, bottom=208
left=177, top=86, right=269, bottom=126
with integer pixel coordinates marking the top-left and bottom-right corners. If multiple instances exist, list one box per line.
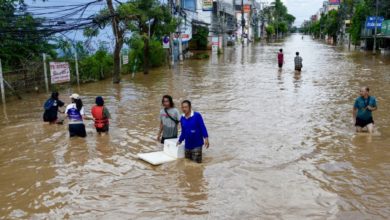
left=157, top=95, right=180, bottom=144
left=294, top=52, right=303, bottom=71
left=277, top=49, right=284, bottom=69
left=91, top=96, right=111, bottom=135
left=353, top=87, right=377, bottom=133
left=43, top=92, right=65, bottom=124
left=65, top=94, right=87, bottom=137
left=177, top=100, right=209, bottom=163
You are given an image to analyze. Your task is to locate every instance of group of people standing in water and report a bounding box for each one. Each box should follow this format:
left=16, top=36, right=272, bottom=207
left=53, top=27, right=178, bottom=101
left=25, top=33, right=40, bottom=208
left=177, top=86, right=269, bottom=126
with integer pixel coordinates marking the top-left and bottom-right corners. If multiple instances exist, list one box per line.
left=43, top=93, right=209, bottom=163
left=277, top=49, right=303, bottom=71
left=43, top=92, right=111, bottom=137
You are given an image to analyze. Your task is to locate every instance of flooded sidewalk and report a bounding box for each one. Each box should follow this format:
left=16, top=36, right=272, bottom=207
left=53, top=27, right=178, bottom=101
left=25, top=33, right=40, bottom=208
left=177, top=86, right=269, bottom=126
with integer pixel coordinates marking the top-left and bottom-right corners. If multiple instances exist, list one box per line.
left=0, top=34, right=389, bottom=219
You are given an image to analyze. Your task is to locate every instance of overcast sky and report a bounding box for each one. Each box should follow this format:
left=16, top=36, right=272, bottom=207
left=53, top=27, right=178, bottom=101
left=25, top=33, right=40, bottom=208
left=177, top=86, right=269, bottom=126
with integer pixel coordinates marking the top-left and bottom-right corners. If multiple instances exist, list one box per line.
left=280, top=0, right=324, bottom=26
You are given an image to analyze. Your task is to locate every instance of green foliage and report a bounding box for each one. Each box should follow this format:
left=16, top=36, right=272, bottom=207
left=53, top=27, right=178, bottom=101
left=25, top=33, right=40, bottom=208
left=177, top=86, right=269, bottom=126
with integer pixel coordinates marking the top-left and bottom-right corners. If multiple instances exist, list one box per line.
left=262, top=0, right=295, bottom=36
left=0, top=0, right=55, bottom=69
left=350, top=1, right=370, bottom=45
left=118, top=0, right=177, bottom=38
left=266, top=25, right=275, bottom=36
left=128, top=36, right=166, bottom=71
left=323, top=10, right=340, bottom=42
left=193, top=53, right=209, bottom=59
left=128, top=36, right=144, bottom=72
left=192, top=26, right=209, bottom=50
left=148, top=40, right=165, bottom=67
left=79, top=50, right=113, bottom=81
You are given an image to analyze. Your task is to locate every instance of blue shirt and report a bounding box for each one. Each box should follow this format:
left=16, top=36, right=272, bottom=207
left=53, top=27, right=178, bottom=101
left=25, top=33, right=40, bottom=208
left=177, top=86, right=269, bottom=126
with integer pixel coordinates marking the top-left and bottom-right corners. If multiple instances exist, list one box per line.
left=179, top=111, right=209, bottom=150
left=354, top=96, right=377, bottom=120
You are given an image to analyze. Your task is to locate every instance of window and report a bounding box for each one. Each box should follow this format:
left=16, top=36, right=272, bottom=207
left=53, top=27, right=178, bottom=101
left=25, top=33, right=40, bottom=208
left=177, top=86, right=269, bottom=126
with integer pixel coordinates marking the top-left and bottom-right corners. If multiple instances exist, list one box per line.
left=182, top=0, right=196, bottom=11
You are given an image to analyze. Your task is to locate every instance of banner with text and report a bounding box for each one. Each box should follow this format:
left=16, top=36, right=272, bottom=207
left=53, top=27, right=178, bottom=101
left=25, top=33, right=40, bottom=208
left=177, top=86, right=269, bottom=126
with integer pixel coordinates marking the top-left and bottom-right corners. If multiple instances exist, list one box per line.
left=365, top=16, right=384, bottom=29
left=203, top=0, right=213, bottom=11
left=49, top=62, right=70, bottom=84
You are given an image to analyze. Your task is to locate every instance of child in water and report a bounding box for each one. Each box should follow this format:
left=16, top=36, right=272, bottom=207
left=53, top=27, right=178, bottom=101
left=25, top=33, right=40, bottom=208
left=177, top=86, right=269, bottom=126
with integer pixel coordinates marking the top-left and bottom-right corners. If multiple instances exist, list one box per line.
left=91, top=96, right=111, bottom=135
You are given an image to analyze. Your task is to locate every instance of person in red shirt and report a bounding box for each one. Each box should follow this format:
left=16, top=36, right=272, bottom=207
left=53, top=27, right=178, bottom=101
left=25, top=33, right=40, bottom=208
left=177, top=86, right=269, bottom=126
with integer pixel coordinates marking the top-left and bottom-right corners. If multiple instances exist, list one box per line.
left=91, top=96, right=111, bottom=135
left=277, top=49, right=284, bottom=69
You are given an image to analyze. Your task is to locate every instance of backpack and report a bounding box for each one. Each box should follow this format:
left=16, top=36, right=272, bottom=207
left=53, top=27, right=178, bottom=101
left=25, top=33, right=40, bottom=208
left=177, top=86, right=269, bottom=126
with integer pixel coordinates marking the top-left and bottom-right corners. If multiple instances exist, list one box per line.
left=44, top=99, right=55, bottom=110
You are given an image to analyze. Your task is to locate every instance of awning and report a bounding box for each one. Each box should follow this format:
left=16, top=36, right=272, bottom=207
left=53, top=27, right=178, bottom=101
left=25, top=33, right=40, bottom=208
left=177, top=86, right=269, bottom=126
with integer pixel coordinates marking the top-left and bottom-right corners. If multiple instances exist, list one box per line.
left=192, top=19, right=210, bottom=27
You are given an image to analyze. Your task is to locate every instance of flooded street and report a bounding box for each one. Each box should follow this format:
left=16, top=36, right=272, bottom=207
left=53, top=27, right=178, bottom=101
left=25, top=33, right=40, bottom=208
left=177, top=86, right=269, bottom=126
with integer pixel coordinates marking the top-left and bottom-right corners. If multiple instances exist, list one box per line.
left=0, top=34, right=389, bottom=219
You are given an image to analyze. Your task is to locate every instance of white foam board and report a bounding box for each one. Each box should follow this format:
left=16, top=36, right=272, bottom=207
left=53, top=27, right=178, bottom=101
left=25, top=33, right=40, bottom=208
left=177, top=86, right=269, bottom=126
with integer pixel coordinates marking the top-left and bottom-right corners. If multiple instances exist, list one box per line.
left=137, top=152, right=176, bottom=165
left=137, top=138, right=184, bottom=165
left=164, top=138, right=184, bottom=158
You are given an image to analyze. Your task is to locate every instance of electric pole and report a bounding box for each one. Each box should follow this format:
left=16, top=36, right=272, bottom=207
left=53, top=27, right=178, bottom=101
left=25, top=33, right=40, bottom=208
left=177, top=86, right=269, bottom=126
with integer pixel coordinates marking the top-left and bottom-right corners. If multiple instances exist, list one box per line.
left=241, top=0, right=245, bottom=46
left=373, top=0, right=379, bottom=54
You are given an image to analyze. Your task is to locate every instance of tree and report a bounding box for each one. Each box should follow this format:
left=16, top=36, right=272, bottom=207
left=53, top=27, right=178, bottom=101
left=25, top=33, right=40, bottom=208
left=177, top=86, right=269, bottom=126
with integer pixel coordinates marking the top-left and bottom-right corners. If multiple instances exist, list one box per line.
left=322, top=10, right=340, bottom=44
left=118, top=0, right=176, bottom=74
left=0, top=0, right=54, bottom=69
left=349, top=1, right=370, bottom=45
left=264, top=0, right=295, bottom=38
left=87, top=0, right=176, bottom=78
left=192, top=26, right=209, bottom=50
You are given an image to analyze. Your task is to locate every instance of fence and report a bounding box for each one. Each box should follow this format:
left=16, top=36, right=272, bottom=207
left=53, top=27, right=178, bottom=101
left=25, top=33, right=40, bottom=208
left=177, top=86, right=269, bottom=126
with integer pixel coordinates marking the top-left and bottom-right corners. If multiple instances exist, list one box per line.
left=0, top=52, right=116, bottom=104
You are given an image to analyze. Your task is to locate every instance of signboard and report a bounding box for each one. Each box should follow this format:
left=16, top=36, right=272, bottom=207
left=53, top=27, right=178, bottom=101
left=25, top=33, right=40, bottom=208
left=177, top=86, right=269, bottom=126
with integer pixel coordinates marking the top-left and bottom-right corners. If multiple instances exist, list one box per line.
left=175, top=23, right=192, bottom=42
left=365, top=16, right=384, bottom=29
left=243, top=5, right=251, bottom=13
left=235, top=0, right=252, bottom=5
left=123, top=55, right=129, bottom=65
left=381, top=20, right=390, bottom=36
left=203, top=0, right=213, bottom=11
left=49, top=62, right=70, bottom=84
left=328, top=0, right=340, bottom=5
left=162, top=36, right=170, bottom=48
left=212, top=37, right=219, bottom=52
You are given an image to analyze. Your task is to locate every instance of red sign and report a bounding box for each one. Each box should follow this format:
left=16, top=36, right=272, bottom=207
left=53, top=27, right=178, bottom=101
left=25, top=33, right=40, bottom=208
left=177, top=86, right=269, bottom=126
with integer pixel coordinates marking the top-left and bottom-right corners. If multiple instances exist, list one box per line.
left=329, top=0, right=340, bottom=5
left=243, top=5, right=251, bottom=13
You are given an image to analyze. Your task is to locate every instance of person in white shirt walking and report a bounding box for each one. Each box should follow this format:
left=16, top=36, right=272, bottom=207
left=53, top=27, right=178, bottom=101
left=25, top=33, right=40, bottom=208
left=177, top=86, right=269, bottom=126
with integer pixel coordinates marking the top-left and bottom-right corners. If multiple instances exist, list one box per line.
left=65, top=93, right=86, bottom=137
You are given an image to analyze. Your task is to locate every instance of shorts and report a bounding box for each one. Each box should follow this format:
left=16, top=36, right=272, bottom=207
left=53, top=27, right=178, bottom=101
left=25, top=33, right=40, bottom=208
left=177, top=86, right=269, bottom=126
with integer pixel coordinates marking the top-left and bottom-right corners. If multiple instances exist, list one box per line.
left=295, top=66, right=302, bottom=71
left=96, top=124, right=109, bottom=133
left=161, top=136, right=177, bottom=144
left=185, top=147, right=202, bottom=163
left=355, top=117, right=374, bottom=128
left=69, top=124, right=87, bottom=137
left=278, top=63, right=283, bottom=68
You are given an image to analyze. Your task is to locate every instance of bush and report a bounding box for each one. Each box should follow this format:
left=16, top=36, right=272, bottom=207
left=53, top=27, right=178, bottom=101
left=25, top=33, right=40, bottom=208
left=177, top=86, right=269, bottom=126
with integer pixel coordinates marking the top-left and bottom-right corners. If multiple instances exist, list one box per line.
left=149, top=40, right=166, bottom=67
left=79, top=50, right=113, bottom=81
left=192, top=26, right=209, bottom=50
left=193, top=53, right=209, bottom=59
left=266, top=25, right=275, bottom=37
left=128, top=36, right=166, bottom=72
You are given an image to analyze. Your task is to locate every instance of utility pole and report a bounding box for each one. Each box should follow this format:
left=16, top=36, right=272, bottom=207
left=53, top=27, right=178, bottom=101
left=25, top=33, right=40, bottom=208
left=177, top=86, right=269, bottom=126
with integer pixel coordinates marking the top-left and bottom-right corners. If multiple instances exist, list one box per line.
left=42, top=53, right=49, bottom=93
left=75, top=50, right=80, bottom=86
left=241, top=0, right=245, bottom=46
left=373, top=0, right=379, bottom=54
left=0, top=59, right=5, bottom=105
left=169, top=0, right=174, bottom=66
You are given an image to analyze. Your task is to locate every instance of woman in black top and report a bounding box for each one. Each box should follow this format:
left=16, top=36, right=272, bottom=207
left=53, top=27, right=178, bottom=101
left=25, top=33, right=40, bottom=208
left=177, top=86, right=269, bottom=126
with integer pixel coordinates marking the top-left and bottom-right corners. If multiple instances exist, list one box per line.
left=43, top=92, right=65, bottom=124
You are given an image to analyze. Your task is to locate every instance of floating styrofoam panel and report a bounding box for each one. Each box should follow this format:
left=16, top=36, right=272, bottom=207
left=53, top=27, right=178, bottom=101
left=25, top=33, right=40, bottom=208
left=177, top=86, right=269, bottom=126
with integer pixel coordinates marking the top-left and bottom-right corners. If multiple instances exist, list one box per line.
left=137, top=138, right=184, bottom=165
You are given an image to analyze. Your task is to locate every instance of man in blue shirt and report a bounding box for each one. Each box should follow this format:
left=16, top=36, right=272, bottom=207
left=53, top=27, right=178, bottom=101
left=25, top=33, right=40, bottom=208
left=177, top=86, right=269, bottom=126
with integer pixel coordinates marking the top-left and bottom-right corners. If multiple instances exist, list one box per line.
left=177, top=100, right=209, bottom=163
left=353, top=87, right=377, bottom=133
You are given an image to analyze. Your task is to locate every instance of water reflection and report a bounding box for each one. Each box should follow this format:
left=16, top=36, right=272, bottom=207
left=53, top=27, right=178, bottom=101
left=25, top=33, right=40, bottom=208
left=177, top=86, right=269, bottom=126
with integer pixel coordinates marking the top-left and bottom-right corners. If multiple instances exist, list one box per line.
left=178, top=163, right=208, bottom=215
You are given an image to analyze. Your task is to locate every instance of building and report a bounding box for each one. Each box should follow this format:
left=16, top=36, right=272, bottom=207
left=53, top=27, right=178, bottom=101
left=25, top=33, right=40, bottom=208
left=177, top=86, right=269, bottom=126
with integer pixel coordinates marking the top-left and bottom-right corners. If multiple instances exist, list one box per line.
left=177, top=0, right=236, bottom=50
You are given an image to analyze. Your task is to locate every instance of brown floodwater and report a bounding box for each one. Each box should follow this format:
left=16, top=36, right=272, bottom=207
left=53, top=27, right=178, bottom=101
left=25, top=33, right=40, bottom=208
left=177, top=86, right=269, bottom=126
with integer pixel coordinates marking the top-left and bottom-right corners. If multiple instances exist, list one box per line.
left=0, top=34, right=389, bottom=219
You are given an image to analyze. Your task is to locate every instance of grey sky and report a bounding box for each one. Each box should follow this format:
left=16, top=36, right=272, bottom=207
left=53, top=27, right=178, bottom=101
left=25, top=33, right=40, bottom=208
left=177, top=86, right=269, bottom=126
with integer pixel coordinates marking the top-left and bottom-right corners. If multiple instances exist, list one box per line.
left=281, top=0, right=324, bottom=26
